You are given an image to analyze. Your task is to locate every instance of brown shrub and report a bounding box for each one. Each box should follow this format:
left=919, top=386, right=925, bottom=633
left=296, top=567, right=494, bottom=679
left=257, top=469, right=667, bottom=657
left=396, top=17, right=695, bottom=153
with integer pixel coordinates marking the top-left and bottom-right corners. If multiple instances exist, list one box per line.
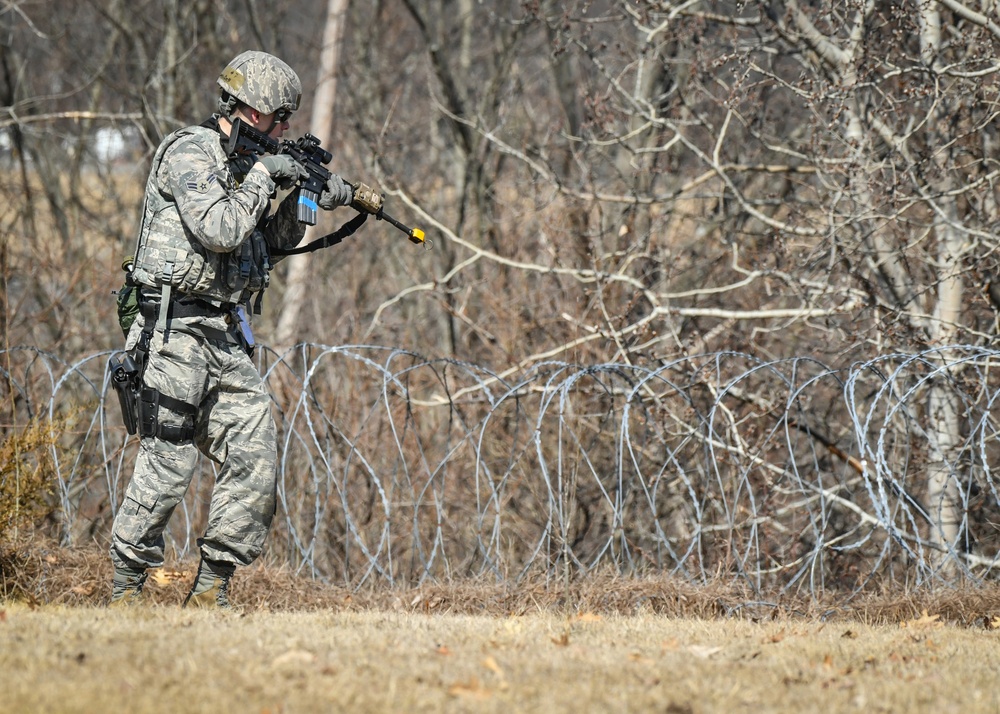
left=0, top=418, right=62, bottom=542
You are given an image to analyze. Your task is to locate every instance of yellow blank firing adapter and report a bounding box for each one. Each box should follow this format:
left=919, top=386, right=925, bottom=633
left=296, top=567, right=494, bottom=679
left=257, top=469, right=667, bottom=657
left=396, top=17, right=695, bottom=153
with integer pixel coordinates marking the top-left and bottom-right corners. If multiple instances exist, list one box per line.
left=376, top=208, right=428, bottom=247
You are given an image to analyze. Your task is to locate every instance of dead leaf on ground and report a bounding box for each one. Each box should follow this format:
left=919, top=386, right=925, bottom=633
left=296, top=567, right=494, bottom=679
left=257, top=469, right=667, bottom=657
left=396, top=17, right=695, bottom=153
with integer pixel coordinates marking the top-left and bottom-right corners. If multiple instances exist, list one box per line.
left=0, top=610, right=6, bottom=623
left=552, top=632, right=570, bottom=647
left=764, top=629, right=785, bottom=644
left=629, top=652, right=656, bottom=665
left=147, top=568, right=189, bottom=588
left=447, top=677, right=492, bottom=700
left=841, top=630, right=857, bottom=639
left=70, top=584, right=96, bottom=596
left=501, top=618, right=525, bottom=635
left=987, top=616, right=1000, bottom=631
left=573, top=612, right=602, bottom=623
left=687, top=645, right=723, bottom=659
left=901, top=610, right=943, bottom=630
left=435, top=645, right=452, bottom=656
left=482, top=655, right=504, bottom=677
left=271, top=650, right=317, bottom=669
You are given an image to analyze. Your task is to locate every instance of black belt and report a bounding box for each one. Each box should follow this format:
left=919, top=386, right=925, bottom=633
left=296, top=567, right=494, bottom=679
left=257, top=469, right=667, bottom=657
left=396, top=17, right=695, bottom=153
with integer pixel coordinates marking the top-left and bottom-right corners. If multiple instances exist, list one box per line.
left=139, top=290, right=232, bottom=321
left=138, top=290, right=244, bottom=349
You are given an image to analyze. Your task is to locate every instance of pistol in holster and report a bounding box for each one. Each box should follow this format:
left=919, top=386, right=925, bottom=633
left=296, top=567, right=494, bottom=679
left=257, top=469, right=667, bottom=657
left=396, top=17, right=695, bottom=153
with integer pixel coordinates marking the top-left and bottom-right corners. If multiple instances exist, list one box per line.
left=109, top=351, right=142, bottom=435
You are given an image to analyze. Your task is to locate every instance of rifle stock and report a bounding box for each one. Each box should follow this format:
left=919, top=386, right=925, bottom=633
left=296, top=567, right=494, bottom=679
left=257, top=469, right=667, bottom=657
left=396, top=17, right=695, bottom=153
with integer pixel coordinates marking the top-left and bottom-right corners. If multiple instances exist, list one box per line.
left=226, top=118, right=278, bottom=157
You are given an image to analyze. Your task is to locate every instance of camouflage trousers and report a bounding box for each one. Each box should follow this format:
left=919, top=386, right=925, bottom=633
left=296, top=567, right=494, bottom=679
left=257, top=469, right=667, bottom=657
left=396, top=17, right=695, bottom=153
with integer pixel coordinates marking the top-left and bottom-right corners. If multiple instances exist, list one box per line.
left=110, top=316, right=277, bottom=572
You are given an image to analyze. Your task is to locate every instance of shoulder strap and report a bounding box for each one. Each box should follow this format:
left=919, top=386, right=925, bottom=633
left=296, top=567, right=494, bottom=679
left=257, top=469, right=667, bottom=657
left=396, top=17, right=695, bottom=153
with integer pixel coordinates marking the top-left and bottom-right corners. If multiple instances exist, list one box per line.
left=271, top=211, right=368, bottom=256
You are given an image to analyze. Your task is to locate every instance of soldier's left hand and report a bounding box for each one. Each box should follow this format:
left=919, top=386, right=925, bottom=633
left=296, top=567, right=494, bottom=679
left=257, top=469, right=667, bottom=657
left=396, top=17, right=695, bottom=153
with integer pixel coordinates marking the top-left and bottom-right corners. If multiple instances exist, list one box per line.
left=319, top=174, right=354, bottom=210
left=258, top=154, right=309, bottom=189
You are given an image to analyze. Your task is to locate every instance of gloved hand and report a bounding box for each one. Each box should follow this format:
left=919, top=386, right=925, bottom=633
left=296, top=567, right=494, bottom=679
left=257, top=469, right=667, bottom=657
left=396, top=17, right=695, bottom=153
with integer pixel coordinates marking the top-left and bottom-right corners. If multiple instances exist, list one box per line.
left=228, top=152, right=257, bottom=179
left=258, top=155, right=309, bottom=189
left=319, top=173, right=354, bottom=210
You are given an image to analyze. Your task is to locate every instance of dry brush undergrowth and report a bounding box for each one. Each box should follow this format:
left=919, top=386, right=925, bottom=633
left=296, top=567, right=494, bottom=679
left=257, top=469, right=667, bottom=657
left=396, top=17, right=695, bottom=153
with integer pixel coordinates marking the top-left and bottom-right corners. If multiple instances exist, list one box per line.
left=4, top=342, right=1000, bottom=625
left=4, top=532, right=1000, bottom=629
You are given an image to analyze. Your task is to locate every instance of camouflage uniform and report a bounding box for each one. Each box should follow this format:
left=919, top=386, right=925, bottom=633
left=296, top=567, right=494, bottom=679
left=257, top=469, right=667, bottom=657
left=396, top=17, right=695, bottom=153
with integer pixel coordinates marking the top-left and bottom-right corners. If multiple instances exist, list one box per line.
left=110, top=54, right=306, bottom=583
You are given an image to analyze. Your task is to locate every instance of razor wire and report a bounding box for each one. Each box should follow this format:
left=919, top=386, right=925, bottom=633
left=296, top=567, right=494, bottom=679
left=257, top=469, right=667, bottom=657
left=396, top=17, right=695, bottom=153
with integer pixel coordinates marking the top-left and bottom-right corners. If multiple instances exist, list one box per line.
left=3, top=343, right=1000, bottom=597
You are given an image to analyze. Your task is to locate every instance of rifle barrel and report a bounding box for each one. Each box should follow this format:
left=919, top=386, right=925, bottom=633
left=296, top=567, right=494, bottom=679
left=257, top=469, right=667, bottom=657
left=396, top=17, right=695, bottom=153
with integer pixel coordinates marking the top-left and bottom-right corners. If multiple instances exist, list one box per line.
left=377, top=209, right=425, bottom=244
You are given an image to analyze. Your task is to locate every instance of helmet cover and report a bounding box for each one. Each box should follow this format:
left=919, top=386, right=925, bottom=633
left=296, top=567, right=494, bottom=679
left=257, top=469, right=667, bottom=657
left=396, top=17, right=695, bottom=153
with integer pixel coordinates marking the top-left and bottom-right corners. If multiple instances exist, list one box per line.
left=217, top=50, right=301, bottom=115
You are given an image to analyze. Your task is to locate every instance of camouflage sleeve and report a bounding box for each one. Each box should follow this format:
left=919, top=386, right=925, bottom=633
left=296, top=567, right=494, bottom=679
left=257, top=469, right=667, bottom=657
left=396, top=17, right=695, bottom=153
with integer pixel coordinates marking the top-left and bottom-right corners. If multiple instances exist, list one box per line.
left=161, top=135, right=276, bottom=253
left=262, top=189, right=307, bottom=261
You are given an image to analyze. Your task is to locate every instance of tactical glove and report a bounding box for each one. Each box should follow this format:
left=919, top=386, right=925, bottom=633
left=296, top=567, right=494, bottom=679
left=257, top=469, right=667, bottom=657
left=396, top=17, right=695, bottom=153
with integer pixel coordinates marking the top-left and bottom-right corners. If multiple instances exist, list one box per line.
left=258, top=155, right=309, bottom=189
left=319, top=174, right=354, bottom=210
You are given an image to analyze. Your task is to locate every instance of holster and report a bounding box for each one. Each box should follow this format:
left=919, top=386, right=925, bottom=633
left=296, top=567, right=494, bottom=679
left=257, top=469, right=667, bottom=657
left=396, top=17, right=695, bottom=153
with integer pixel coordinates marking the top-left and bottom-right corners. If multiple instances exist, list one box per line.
left=109, top=351, right=142, bottom=435
left=109, top=296, right=197, bottom=442
left=138, top=385, right=196, bottom=441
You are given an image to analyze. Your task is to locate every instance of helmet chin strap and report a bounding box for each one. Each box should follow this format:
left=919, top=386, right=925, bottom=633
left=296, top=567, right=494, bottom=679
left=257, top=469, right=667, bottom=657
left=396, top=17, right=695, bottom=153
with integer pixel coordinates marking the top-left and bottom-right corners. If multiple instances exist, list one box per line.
left=243, top=107, right=278, bottom=136
left=259, top=114, right=279, bottom=135
left=218, top=93, right=278, bottom=136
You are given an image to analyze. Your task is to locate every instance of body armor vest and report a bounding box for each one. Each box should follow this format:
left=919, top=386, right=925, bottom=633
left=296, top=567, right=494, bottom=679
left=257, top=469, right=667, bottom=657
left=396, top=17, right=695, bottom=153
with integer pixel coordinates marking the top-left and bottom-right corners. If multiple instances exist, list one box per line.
left=130, top=125, right=271, bottom=306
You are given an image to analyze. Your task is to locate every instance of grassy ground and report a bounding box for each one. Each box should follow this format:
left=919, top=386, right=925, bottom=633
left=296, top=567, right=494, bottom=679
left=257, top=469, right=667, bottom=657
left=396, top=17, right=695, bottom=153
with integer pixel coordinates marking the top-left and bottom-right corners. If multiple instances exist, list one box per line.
left=1, top=602, right=999, bottom=713
left=4, top=542, right=1000, bottom=712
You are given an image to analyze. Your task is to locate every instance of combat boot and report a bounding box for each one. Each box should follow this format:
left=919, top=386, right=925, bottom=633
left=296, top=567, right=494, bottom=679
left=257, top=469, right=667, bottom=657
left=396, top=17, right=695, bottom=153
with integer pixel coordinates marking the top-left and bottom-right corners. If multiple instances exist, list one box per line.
left=109, top=566, right=147, bottom=607
left=183, top=559, right=236, bottom=610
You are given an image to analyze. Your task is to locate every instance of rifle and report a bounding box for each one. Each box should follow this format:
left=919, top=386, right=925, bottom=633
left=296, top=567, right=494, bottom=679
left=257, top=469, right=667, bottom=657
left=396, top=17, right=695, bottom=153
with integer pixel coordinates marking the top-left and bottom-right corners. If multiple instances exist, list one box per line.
left=226, top=117, right=279, bottom=156
left=226, top=119, right=426, bottom=245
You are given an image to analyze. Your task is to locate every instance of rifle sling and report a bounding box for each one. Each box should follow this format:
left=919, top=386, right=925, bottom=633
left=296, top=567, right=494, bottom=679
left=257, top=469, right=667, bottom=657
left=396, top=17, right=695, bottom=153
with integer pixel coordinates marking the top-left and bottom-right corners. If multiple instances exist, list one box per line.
left=272, top=211, right=369, bottom=256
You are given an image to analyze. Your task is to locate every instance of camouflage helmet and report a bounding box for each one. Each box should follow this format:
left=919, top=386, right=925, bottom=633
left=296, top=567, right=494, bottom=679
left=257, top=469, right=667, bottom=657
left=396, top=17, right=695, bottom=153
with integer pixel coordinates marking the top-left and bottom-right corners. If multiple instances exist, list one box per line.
left=217, top=50, right=302, bottom=116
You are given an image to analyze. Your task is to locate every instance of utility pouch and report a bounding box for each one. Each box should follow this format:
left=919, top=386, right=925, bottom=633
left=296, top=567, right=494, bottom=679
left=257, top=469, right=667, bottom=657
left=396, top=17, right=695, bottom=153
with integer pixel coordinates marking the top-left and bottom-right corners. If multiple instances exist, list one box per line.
left=115, top=257, right=140, bottom=338
left=109, top=351, right=141, bottom=435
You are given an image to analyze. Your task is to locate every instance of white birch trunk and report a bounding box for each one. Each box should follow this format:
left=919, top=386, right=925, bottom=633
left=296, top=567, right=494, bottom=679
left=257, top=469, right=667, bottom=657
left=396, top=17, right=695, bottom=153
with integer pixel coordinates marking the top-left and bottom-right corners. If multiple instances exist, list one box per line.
left=273, top=0, right=349, bottom=347
left=920, top=0, right=963, bottom=571
left=925, top=202, right=964, bottom=568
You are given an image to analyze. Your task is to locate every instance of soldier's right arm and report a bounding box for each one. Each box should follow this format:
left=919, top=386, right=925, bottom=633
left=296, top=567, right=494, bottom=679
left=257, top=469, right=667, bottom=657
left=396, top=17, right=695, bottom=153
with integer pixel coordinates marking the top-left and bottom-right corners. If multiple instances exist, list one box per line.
left=163, top=135, right=277, bottom=254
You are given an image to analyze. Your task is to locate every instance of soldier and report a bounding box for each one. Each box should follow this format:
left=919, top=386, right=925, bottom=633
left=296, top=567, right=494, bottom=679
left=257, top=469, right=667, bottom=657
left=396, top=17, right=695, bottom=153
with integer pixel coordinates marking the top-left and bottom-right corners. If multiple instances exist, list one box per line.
left=108, top=50, right=353, bottom=608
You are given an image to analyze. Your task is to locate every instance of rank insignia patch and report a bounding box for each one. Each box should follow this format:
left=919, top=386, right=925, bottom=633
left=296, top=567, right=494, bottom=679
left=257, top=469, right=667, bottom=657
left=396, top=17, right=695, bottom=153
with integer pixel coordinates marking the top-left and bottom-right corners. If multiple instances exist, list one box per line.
left=186, top=174, right=218, bottom=193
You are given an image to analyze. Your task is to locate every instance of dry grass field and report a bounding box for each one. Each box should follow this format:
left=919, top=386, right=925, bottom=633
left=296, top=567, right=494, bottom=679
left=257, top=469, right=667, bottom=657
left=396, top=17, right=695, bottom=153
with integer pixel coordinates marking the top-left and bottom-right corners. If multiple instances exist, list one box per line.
left=1, top=602, right=999, bottom=713
left=4, top=543, right=1000, bottom=712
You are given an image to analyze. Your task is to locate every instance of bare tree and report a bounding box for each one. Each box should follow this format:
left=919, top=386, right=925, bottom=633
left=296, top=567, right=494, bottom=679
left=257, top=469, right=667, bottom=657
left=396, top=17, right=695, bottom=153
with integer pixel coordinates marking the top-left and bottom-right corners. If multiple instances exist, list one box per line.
left=274, top=0, right=351, bottom=347
left=6, top=0, right=1000, bottom=583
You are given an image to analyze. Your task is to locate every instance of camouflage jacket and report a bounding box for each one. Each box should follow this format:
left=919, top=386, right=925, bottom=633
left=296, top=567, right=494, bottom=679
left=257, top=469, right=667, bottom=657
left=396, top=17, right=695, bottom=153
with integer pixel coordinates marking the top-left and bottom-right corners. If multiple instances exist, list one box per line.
left=131, top=116, right=305, bottom=306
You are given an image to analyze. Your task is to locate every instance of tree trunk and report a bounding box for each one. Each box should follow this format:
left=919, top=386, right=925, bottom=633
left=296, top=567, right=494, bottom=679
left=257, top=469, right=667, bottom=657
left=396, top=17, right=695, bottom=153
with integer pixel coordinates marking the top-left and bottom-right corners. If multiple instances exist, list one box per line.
left=924, top=190, right=965, bottom=571
left=919, top=0, right=963, bottom=573
left=274, top=0, right=349, bottom=347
